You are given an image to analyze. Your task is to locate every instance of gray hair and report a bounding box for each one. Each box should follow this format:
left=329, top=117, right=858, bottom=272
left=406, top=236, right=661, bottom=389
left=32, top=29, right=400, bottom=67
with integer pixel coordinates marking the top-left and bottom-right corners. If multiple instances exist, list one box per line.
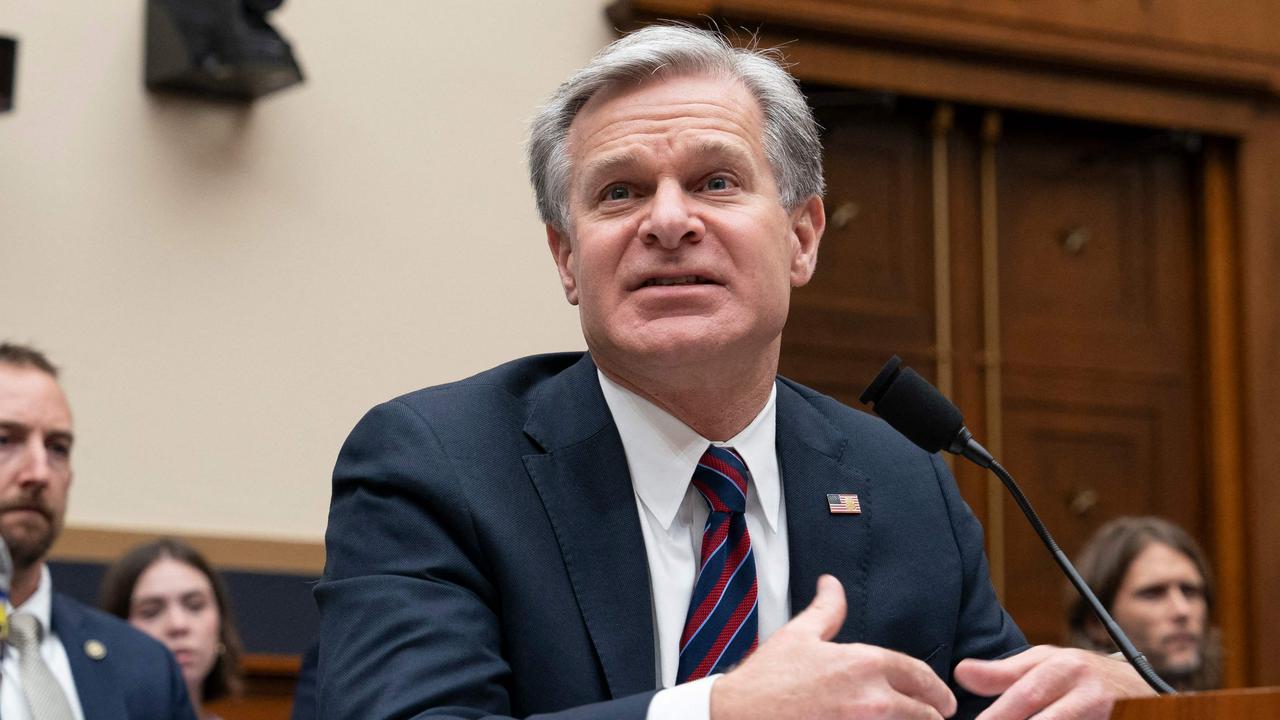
left=527, top=25, right=824, bottom=233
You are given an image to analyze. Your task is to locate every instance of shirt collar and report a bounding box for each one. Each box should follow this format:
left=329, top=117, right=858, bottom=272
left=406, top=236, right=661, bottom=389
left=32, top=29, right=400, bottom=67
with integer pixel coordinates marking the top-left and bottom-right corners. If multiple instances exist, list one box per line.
left=598, top=370, right=780, bottom=533
left=9, top=563, right=54, bottom=632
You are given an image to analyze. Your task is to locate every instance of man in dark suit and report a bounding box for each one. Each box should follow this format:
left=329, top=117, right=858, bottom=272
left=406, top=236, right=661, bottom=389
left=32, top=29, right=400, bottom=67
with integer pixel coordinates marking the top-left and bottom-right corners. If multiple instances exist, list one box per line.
left=0, top=342, right=195, bottom=720
left=317, top=25, right=1150, bottom=720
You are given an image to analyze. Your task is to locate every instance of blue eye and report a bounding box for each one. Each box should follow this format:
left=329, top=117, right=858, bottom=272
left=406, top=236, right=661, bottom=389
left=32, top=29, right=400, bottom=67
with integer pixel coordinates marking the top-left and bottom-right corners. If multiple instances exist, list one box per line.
left=705, top=176, right=731, bottom=191
left=606, top=185, right=630, bottom=201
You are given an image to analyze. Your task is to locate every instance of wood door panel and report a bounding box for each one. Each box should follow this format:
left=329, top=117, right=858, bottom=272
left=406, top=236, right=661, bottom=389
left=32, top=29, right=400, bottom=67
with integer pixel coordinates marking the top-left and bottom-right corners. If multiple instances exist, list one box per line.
left=994, top=117, right=1203, bottom=645
left=782, top=97, right=937, bottom=395
left=997, top=125, right=1197, bottom=374
left=780, top=96, right=1206, bottom=653
left=999, top=369, right=1203, bottom=643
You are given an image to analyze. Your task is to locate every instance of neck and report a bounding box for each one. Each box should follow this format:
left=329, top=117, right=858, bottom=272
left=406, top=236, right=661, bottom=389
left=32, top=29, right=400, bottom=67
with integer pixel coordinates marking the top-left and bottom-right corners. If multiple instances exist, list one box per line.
left=10, top=560, right=44, bottom=608
left=189, top=682, right=205, bottom=718
left=596, top=346, right=778, bottom=440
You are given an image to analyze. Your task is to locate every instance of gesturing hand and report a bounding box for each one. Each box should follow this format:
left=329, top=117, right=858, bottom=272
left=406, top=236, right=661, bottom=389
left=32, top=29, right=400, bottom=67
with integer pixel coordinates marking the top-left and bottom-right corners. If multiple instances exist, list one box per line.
left=710, top=575, right=957, bottom=720
left=954, top=644, right=1155, bottom=719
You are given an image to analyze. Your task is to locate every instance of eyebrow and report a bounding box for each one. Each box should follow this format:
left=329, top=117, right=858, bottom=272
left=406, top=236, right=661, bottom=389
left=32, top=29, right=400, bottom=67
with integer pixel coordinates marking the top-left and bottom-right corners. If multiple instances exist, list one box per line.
left=578, top=151, right=645, bottom=195
left=577, top=139, right=759, bottom=194
left=132, top=589, right=211, bottom=606
left=0, top=421, right=74, bottom=445
left=686, top=139, right=757, bottom=172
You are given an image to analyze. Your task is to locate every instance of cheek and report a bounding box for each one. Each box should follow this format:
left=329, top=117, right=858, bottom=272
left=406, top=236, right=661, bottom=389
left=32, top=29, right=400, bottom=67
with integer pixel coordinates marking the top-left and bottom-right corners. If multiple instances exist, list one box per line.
left=1190, top=602, right=1208, bottom=626
left=129, top=617, right=167, bottom=645
left=198, top=610, right=222, bottom=647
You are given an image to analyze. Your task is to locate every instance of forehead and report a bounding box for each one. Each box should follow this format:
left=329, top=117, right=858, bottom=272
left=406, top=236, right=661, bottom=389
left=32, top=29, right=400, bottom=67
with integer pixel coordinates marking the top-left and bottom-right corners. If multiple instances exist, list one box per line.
left=133, top=557, right=214, bottom=598
left=566, top=72, right=766, bottom=170
left=0, top=364, right=72, bottom=429
left=1121, top=541, right=1203, bottom=588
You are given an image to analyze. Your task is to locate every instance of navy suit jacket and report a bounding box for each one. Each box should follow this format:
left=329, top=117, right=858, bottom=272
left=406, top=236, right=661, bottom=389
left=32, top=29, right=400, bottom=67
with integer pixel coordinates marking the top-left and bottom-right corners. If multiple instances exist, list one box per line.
left=316, top=353, right=1026, bottom=719
left=50, top=592, right=196, bottom=720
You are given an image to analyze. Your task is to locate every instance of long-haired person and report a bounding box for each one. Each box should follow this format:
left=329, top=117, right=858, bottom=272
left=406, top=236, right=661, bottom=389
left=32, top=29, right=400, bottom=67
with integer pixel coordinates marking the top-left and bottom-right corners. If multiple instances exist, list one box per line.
left=1069, top=516, right=1221, bottom=691
left=101, top=538, right=245, bottom=719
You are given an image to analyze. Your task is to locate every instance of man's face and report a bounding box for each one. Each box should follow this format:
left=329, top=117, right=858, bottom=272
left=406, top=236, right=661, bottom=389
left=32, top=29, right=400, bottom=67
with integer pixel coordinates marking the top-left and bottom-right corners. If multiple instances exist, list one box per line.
left=0, top=364, right=73, bottom=570
left=1110, top=542, right=1208, bottom=678
left=548, top=73, right=823, bottom=379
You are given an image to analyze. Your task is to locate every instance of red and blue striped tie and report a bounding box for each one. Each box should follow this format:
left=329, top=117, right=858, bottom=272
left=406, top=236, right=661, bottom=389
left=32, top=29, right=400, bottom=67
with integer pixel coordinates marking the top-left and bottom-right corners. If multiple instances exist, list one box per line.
left=676, top=445, right=759, bottom=683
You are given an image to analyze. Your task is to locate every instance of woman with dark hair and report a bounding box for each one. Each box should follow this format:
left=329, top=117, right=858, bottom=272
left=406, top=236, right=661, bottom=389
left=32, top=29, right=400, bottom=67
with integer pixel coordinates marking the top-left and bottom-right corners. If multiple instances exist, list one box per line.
left=100, top=538, right=245, bottom=719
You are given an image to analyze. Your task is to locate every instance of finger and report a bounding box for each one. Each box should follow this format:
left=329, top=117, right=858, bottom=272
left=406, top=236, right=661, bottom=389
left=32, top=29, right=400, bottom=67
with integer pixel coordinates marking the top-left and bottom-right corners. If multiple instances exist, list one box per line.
left=784, top=574, right=847, bottom=641
left=880, top=652, right=957, bottom=718
left=972, top=651, right=1079, bottom=720
left=1010, top=690, right=1116, bottom=720
left=880, top=694, right=950, bottom=720
left=954, top=645, right=1056, bottom=697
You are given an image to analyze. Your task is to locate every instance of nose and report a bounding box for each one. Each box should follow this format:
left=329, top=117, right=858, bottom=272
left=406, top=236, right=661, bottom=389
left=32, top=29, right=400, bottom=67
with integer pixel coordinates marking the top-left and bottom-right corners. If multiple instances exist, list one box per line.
left=16, top=436, right=52, bottom=490
left=639, top=178, right=703, bottom=249
left=164, top=606, right=192, bottom=637
left=1167, top=588, right=1193, bottom=621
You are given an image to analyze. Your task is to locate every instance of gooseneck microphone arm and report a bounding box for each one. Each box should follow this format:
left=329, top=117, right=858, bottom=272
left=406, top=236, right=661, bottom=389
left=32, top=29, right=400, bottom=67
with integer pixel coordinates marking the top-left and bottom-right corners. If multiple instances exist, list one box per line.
left=860, top=356, right=1176, bottom=695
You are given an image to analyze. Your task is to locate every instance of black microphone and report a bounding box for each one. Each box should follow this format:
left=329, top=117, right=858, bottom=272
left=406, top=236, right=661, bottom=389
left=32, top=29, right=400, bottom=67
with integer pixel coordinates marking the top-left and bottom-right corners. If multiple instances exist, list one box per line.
left=860, top=355, right=1176, bottom=695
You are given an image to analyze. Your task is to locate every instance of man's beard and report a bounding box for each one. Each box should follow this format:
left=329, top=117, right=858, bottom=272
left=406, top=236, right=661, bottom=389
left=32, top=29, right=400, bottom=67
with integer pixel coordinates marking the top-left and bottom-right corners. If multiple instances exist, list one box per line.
left=1149, top=627, right=1224, bottom=692
left=0, top=498, right=61, bottom=571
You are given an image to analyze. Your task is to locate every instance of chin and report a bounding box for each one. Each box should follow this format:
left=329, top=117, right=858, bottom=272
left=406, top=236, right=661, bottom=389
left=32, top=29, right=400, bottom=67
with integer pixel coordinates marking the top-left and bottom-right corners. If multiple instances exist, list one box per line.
left=604, top=324, right=725, bottom=360
left=1154, top=654, right=1201, bottom=678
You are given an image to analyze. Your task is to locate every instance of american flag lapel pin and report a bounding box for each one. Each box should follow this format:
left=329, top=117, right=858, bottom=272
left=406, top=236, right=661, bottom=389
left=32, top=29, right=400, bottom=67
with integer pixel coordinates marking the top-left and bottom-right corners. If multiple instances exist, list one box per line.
left=827, top=493, right=862, bottom=514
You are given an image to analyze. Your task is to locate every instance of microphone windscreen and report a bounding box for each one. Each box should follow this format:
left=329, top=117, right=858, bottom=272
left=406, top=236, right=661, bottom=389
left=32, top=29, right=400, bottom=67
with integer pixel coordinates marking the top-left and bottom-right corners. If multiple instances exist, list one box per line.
left=860, top=361, right=965, bottom=454
left=859, top=355, right=902, bottom=406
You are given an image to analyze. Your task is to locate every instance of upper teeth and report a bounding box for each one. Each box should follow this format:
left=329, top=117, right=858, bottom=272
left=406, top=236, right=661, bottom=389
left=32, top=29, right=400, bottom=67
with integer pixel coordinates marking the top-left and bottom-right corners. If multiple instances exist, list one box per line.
left=647, top=276, right=704, bottom=287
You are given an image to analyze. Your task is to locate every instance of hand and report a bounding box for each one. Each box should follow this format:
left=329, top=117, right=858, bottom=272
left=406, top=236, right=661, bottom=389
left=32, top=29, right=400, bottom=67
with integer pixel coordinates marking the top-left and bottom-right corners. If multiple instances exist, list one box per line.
left=710, top=575, right=957, bottom=720
left=954, top=644, right=1156, bottom=719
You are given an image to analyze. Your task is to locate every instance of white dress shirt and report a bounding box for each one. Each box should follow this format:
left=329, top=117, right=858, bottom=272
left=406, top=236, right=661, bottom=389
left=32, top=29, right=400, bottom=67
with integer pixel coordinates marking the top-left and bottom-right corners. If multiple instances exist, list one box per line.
left=598, top=371, right=791, bottom=720
left=1, top=564, right=87, bottom=720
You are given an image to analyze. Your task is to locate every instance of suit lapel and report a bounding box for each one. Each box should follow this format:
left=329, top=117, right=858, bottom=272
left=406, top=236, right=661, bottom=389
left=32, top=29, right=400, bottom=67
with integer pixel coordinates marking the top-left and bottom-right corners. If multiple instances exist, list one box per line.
left=777, top=381, right=873, bottom=644
left=522, top=354, right=657, bottom=697
left=50, top=593, right=127, bottom=720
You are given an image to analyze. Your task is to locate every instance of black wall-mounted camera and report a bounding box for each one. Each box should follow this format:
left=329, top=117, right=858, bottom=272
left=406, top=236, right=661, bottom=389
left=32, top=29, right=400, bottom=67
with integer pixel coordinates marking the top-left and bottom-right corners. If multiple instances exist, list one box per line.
left=145, top=0, right=303, bottom=101
left=1, top=35, right=15, bottom=112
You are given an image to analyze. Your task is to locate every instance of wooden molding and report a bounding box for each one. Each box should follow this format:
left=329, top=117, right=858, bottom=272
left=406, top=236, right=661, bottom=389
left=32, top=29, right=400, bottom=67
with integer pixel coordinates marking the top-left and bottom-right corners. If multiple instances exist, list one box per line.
left=50, top=525, right=325, bottom=575
left=242, top=652, right=303, bottom=676
left=1201, top=141, right=1250, bottom=688
left=614, top=0, right=1280, bottom=97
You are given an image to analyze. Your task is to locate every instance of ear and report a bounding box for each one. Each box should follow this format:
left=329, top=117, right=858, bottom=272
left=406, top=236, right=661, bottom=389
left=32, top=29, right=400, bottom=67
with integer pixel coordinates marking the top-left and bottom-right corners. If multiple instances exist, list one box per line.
left=546, top=224, right=579, bottom=305
left=788, top=195, right=825, bottom=288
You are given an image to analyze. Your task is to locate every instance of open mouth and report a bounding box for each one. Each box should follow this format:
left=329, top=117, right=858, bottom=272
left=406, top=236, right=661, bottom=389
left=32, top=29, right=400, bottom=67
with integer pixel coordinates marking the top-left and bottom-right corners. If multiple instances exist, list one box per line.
left=640, top=275, right=716, bottom=288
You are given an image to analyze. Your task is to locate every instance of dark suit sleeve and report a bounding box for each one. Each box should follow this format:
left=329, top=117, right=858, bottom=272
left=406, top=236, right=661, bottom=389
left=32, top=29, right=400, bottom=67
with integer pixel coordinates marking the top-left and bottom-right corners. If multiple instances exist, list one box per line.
left=931, top=453, right=1029, bottom=716
left=165, top=650, right=199, bottom=720
left=314, top=399, right=655, bottom=720
left=290, top=642, right=318, bottom=720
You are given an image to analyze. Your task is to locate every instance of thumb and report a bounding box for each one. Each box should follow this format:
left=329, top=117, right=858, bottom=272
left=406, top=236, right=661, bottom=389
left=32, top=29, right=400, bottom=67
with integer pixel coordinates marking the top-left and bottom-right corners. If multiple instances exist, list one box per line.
left=786, top=574, right=847, bottom=641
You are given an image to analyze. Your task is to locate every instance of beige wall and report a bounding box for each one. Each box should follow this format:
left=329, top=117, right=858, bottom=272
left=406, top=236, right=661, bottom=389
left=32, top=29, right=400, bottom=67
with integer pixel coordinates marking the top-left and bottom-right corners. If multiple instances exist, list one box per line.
left=1, top=2, right=614, bottom=542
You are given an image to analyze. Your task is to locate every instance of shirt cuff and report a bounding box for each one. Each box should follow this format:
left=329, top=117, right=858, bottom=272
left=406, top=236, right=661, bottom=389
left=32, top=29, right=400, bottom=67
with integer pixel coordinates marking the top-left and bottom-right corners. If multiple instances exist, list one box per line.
left=644, top=675, right=720, bottom=720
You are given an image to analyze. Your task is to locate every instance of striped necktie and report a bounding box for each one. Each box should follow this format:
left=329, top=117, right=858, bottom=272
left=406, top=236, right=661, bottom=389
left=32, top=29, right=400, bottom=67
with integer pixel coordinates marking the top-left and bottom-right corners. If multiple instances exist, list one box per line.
left=8, top=612, right=75, bottom=720
left=676, top=445, right=759, bottom=683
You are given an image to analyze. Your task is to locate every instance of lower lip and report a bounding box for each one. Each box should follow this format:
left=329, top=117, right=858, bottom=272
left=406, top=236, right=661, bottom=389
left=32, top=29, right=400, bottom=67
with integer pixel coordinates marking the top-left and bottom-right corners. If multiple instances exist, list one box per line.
left=636, top=282, right=719, bottom=293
